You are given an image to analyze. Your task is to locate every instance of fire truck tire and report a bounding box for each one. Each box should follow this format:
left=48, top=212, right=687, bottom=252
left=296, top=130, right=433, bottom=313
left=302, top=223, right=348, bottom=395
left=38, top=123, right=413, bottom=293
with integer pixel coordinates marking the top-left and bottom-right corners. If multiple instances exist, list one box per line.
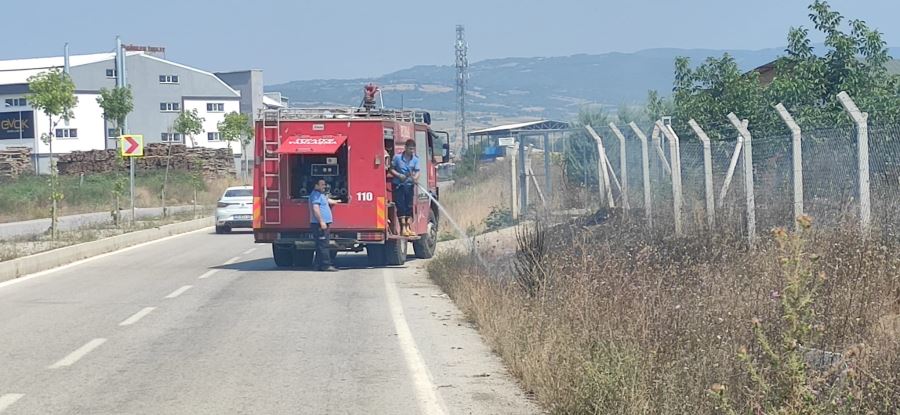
left=294, top=250, right=315, bottom=267
left=366, top=244, right=386, bottom=266
left=413, top=210, right=438, bottom=259
left=272, top=245, right=294, bottom=268
left=385, top=240, right=407, bottom=266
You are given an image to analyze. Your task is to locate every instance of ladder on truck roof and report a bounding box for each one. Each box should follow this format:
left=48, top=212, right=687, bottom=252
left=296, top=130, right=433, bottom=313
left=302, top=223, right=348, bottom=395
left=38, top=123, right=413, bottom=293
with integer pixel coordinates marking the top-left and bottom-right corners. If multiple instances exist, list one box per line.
left=260, top=108, right=429, bottom=124
left=262, top=114, right=282, bottom=225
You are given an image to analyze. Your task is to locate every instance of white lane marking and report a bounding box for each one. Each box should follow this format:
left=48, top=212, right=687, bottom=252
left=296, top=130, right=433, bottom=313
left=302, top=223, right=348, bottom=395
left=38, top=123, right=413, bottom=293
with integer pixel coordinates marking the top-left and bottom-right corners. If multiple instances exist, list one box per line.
left=197, top=269, right=218, bottom=279
left=0, top=394, right=24, bottom=413
left=164, top=285, right=193, bottom=299
left=119, top=307, right=156, bottom=326
left=242, top=247, right=256, bottom=255
left=0, top=227, right=213, bottom=291
left=382, top=270, right=448, bottom=415
left=48, top=338, right=107, bottom=369
left=223, top=256, right=241, bottom=265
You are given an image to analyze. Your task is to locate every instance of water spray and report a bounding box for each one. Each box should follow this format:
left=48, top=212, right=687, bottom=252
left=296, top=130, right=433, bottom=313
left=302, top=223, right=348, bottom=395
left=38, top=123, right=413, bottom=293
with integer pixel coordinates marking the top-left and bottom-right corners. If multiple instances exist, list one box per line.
left=414, top=182, right=486, bottom=266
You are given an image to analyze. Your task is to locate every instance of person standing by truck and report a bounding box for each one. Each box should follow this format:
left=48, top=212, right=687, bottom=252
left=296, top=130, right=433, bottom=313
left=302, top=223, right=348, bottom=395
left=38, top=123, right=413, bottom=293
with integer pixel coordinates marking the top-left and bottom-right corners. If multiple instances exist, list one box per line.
left=309, top=178, right=339, bottom=272
left=390, top=139, right=420, bottom=237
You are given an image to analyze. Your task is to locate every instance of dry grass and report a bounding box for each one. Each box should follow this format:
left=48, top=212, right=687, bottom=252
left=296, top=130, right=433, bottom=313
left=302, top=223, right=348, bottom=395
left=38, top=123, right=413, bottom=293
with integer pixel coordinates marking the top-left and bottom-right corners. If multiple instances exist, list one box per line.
left=438, top=160, right=512, bottom=238
left=428, top=214, right=900, bottom=414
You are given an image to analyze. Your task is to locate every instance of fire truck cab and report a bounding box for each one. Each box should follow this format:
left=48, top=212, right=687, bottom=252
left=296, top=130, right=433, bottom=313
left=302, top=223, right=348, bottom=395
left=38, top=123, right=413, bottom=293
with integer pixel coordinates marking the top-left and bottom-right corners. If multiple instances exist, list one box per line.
left=252, top=107, right=449, bottom=267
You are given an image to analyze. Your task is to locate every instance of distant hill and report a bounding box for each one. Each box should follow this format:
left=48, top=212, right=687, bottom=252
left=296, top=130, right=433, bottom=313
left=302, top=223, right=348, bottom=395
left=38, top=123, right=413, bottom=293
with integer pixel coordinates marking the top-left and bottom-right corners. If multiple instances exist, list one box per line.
left=267, top=47, right=900, bottom=120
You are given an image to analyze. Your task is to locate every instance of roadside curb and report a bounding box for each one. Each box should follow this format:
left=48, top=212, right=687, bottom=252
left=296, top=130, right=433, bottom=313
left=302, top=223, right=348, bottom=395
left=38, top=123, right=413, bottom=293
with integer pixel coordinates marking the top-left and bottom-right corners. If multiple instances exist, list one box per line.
left=0, top=217, right=214, bottom=283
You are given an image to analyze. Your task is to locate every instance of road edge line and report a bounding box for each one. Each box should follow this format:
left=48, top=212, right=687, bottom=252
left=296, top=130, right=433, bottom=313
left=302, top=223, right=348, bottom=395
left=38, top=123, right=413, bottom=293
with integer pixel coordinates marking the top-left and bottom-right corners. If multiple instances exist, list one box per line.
left=382, top=269, right=448, bottom=415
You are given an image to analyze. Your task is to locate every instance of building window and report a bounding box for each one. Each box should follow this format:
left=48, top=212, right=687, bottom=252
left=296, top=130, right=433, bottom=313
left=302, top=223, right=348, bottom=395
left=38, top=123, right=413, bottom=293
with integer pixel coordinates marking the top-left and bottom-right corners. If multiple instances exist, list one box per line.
left=161, top=133, right=183, bottom=143
left=4, top=98, right=27, bottom=107
left=207, top=132, right=221, bottom=141
left=206, top=103, right=225, bottom=112
left=106, top=68, right=117, bottom=78
left=159, top=75, right=179, bottom=84
left=55, top=128, right=78, bottom=139
left=160, top=102, right=181, bottom=112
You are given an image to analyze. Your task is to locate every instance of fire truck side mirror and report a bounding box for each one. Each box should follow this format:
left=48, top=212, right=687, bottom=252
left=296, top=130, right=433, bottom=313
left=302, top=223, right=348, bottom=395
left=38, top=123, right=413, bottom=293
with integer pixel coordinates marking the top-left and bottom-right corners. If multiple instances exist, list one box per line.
left=442, top=143, right=451, bottom=162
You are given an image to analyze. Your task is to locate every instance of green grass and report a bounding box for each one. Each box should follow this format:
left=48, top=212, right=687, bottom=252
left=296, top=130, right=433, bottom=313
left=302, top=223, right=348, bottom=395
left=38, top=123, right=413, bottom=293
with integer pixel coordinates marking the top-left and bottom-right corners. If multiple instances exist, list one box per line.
left=0, top=170, right=238, bottom=222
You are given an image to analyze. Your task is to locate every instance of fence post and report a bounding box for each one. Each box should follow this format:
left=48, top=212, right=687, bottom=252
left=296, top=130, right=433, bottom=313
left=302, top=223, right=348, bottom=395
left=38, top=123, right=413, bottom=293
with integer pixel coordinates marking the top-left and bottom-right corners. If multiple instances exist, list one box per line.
left=836, top=91, right=871, bottom=236
left=657, top=121, right=683, bottom=235
left=628, top=122, right=652, bottom=227
left=719, top=119, right=747, bottom=207
left=526, top=144, right=534, bottom=210
left=727, top=113, right=756, bottom=245
left=609, top=122, right=629, bottom=209
left=774, top=103, right=803, bottom=229
left=543, top=132, right=551, bottom=201
left=518, top=133, right=528, bottom=214
left=688, top=119, right=716, bottom=229
left=585, top=125, right=616, bottom=208
left=510, top=144, right=519, bottom=220
left=650, top=124, right=672, bottom=176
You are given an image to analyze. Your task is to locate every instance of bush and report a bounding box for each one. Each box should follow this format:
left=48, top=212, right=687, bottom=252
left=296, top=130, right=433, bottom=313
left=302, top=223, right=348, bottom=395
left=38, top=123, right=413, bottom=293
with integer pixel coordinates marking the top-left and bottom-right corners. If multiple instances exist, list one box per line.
left=484, top=206, right=514, bottom=232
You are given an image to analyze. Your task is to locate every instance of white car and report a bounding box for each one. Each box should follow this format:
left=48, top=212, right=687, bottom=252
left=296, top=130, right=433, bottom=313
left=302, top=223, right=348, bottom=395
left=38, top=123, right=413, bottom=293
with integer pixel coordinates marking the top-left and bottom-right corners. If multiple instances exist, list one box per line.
left=215, top=186, right=253, bottom=234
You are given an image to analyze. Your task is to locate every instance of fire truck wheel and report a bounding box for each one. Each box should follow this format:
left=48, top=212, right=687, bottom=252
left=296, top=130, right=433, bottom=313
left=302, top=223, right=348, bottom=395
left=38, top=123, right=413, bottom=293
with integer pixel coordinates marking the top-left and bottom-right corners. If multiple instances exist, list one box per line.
left=366, top=244, right=386, bottom=266
left=272, top=245, right=294, bottom=268
left=413, top=210, right=437, bottom=259
left=295, top=250, right=315, bottom=267
left=384, top=239, right=407, bottom=266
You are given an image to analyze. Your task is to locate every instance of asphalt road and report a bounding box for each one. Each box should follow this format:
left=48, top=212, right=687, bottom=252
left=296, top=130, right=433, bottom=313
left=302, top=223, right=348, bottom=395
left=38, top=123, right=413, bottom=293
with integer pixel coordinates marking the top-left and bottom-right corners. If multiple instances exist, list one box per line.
left=0, top=206, right=197, bottom=241
left=0, top=229, right=538, bottom=414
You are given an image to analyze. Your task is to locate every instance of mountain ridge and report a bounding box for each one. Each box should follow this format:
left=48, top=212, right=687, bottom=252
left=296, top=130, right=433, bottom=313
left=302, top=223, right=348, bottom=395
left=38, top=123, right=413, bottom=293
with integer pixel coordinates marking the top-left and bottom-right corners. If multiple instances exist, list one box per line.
left=267, top=46, right=900, bottom=119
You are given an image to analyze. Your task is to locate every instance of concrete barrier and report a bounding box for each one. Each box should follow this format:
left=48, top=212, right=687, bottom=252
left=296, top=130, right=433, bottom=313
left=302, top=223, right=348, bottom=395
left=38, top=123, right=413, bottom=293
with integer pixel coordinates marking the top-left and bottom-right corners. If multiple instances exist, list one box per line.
left=0, top=217, right=214, bottom=282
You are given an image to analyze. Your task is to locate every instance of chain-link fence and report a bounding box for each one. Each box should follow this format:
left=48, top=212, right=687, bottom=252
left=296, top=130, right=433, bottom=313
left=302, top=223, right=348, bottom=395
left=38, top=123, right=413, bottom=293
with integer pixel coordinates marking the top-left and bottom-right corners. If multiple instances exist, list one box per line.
left=548, top=98, right=899, bottom=243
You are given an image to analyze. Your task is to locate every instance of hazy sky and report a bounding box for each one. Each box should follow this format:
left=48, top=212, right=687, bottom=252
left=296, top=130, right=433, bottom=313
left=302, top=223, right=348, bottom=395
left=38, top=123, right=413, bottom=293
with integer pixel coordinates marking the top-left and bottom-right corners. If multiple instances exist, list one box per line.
left=1, top=0, right=897, bottom=84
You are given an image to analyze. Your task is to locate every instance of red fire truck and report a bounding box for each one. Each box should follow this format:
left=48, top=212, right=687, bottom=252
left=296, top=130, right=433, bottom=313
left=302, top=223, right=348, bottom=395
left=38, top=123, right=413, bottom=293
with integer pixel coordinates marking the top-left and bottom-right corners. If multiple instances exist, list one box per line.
left=251, top=104, right=450, bottom=267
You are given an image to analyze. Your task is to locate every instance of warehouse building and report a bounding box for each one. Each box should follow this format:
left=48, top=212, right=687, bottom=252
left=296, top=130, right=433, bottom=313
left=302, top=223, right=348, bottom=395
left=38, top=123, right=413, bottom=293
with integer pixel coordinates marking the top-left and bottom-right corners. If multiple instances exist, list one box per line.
left=0, top=46, right=276, bottom=173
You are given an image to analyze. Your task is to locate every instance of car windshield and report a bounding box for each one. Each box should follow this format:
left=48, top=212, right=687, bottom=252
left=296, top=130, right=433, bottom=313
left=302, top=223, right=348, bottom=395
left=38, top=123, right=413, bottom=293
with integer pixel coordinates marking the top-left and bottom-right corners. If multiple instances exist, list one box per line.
left=224, top=188, right=252, bottom=197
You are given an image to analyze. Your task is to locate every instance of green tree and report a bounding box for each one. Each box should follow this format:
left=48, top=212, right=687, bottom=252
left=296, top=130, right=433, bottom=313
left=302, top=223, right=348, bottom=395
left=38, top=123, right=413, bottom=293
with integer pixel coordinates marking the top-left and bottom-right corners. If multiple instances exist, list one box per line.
left=162, top=109, right=205, bottom=216
left=96, top=86, right=134, bottom=224
left=767, top=0, right=900, bottom=128
left=645, top=90, right=674, bottom=123
left=672, top=0, right=900, bottom=139
left=563, top=108, right=609, bottom=188
left=616, top=103, right=647, bottom=126
left=218, top=111, right=254, bottom=181
left=27, top=68, right=78, bottom=241
left=96, top=86, right=134, bottom=137
left=671, top=54, right=774, bottom=139
left=174, top=108, right=204, bottom=147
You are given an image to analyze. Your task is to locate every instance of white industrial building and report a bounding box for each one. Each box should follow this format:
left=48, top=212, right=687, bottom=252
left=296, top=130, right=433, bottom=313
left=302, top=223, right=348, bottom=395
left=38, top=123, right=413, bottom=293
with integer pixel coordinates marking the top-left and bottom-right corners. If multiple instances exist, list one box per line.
left=0, top=46, right=281, bottom=173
